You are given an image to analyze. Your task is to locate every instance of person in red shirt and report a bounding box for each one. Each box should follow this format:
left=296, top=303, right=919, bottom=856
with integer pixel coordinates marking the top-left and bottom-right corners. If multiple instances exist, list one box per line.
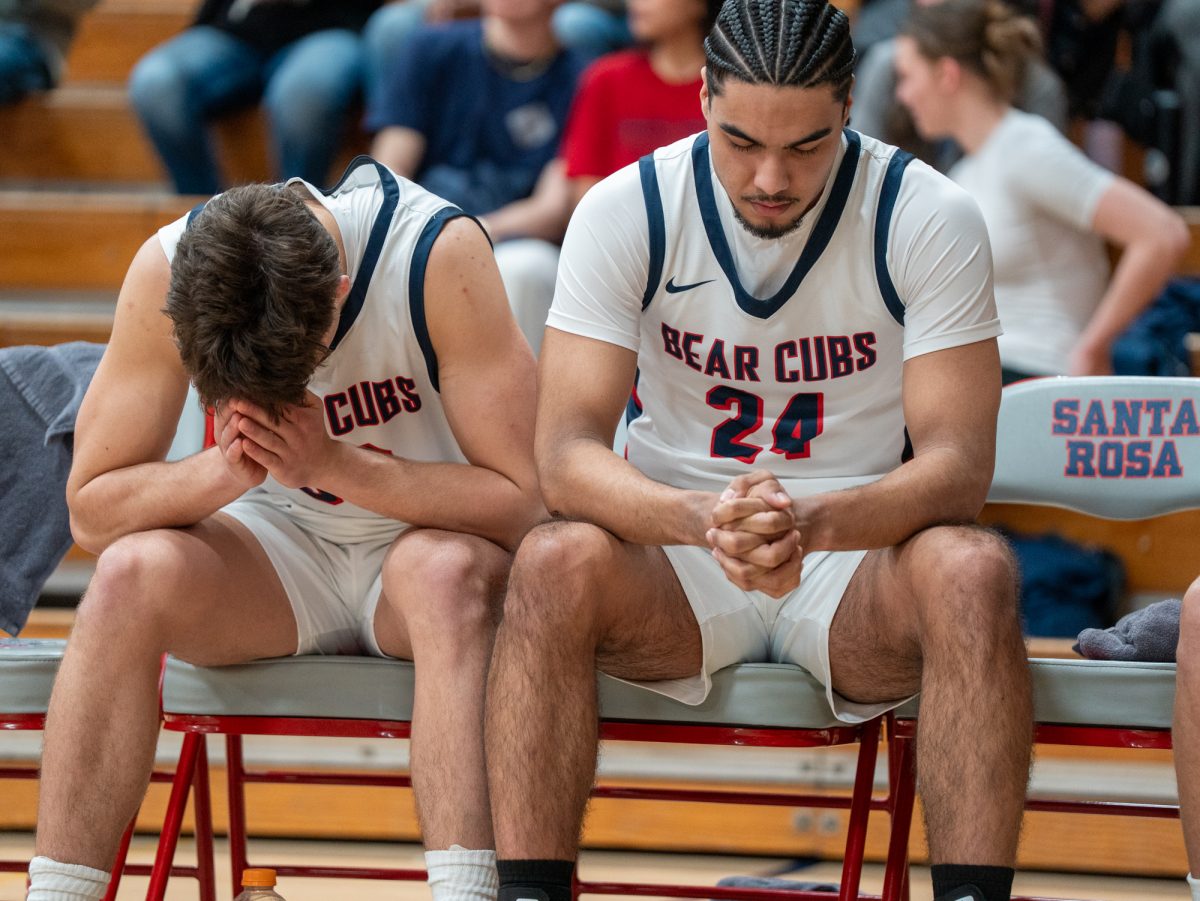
left=560, top=0, right=720, bottom=207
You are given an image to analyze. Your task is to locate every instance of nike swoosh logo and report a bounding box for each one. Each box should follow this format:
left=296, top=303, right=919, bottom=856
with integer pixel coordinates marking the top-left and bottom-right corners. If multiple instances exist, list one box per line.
left=665, top=277, right=715, bottom=294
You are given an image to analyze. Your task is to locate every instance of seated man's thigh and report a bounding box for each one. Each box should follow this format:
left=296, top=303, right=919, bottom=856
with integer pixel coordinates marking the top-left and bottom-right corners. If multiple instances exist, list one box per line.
left=79, top=513, right=298, bottom=666
left=505, top=521, right=703, bottom=683
left=826, top=524, right=1019, bottom=704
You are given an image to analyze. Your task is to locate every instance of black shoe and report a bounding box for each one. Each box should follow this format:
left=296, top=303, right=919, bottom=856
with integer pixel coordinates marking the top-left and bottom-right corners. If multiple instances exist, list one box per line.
left=934, top=887, right=987, bottom=901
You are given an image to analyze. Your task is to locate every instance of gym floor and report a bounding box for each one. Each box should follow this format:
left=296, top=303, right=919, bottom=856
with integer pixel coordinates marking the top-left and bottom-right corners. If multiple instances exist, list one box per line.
left=0, top=835, right=1188, bottom=900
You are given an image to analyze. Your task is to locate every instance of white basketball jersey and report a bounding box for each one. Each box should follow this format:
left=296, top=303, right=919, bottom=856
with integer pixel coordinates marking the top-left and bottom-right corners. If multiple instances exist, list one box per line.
left=159, top=157, right=468, bottom=541
left=627, top=130, right=917, bottom=498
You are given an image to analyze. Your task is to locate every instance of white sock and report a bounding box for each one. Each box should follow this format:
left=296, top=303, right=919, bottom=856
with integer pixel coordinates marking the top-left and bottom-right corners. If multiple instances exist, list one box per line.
left=27, top=856, right=110, bottom=901
left=425, top=845, right=498, bottom=901
left=1188, top=871, right=1200, bottom=901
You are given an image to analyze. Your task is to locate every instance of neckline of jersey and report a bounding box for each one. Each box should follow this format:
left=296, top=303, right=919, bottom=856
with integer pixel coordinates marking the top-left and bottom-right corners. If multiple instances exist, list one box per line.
left=690, top=128, right=861, bottom=320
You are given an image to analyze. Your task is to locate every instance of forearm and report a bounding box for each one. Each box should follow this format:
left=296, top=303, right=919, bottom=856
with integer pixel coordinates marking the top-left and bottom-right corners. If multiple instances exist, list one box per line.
left=799, top=447, right=990, bottom=552
left=316, top=444, right=544, bottom=551
left=482, top=197, right=567, bottom=244
left=1080, top=239, right=1183, bottom=351
left=541, top=438, right=715, bottom=547
left=69, top=447, right=246, bottom=553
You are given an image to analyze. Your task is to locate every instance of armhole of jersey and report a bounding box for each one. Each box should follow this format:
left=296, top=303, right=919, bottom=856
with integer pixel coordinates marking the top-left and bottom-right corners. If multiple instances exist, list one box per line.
left=625, top=368, right=642, bottom=427
left=328, top=160, right=402, bottom=352
left=875, top=149, right=914, bottom=327
left=409, top=206, right=472, bottom=394
left=638, top=154, right=665, bottom=312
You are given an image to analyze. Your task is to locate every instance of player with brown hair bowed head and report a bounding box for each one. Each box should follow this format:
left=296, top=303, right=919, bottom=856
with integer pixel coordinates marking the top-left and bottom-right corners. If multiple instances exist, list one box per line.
left=29, top=163, right=542, bottom=901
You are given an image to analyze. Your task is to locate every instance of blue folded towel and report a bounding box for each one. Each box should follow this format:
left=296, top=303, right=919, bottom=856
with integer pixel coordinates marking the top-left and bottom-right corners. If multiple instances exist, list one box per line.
left=0, top=342, right=105, bottom=635
left=1074, top=597, right=1181, bottom=662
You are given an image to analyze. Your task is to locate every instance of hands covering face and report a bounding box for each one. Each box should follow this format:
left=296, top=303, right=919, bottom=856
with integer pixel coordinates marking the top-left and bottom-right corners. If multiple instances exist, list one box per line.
left=707, top=470, right=804, bottom=598
left=218, top=393, right=338, bottom=490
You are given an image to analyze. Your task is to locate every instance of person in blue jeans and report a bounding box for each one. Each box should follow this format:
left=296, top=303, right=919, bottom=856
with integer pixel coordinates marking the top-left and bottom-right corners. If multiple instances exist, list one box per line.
left=0, top=0, right=100, bottom=105
left=129, top=0, right=381, bottom=195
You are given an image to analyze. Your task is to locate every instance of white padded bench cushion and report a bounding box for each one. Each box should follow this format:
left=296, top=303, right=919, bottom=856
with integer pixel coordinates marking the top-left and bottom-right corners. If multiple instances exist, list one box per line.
left=163, top=656, right=1178, bottom=731
left=895, top=658, right=1177, bottom=729
left=163, top=656, right=417, bottom=722
left=0, top=638, right=66, bottom=714
left=163, top=658, right=844, bottom=730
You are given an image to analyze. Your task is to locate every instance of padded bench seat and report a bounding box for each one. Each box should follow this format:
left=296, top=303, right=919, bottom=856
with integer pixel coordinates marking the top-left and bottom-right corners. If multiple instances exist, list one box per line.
left=164, top=655, right=1180, bottom=733
left=162, top=657, right=846, bottom=730
left=895, top=658, right=1178, bottom=730
left=0, top=638, right=66, bottom=715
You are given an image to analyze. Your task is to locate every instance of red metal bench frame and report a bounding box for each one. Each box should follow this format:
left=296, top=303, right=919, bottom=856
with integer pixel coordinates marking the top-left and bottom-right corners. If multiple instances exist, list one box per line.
left=0, top=707, right=216, bottom=901
left=149, top=707, right=918, bottom=901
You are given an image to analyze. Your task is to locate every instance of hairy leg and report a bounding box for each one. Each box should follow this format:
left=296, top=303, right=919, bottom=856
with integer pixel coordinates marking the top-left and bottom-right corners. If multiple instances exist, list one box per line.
left=36, top=515, right=297, bottom=869
left=486, top=521, right=702, bottom=859
left=372, top=529, right=511, bottom=849
left=828, top=525, right=1031, bottom=866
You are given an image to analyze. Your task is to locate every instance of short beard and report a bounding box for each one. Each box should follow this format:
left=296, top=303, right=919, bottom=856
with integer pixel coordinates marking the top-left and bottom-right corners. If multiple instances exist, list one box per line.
left=732, top=204, right=806, bottom=240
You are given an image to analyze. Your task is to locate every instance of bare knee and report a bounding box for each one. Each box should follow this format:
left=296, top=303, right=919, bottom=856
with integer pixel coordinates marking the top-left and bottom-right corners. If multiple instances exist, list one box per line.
left=382, top=531, right=508, bottom=643
left=502, top=521, right=617, bottom=639
left=905, top=525, right=1021, bottom=646
left=74, top=530, right=192, bottom=647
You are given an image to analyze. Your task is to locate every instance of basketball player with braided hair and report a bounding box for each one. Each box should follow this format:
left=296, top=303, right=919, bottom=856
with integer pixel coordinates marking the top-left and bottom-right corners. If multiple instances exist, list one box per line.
left=486, top=0, right=1031, bottom=899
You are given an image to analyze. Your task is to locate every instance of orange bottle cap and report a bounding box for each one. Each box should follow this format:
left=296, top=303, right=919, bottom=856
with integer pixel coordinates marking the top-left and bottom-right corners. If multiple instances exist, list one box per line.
left=242, top=868, right=277, bottom=887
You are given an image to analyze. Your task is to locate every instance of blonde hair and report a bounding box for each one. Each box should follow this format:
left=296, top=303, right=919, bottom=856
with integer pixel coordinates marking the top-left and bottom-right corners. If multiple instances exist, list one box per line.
left=903, top=0, right=1042, bottom=102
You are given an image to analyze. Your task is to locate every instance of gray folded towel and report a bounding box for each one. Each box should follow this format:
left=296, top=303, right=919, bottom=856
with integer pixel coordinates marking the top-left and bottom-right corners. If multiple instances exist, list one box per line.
left=715, top=875, right=839, bottom=896
left=1074, top=597, right=1182, bottom=662
left=0, top=342, right=105, bottom=635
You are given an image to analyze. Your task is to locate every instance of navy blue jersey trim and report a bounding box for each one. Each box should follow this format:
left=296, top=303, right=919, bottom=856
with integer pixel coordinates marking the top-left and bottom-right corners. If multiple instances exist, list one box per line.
left=875, top=149, right=915, bottom=327
left=328, top=158, right=401, bottom=352
left=690, top=129, right=862, bottom=320
left=325, top=154, right=381, bottom=194
left=186, top=201, right=207, bottom=227
left=625, top=369, right=643, bottom=426
left=638, top=154, right=666, bottom=311
left=409, top=206, right=470, bottom=393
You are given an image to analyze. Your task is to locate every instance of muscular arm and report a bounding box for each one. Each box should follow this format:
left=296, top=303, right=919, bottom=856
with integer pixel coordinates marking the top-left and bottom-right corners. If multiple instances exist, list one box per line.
left=66, top=238, right=257, bottom=553
left=479, top=160, right=571, bottom=244
left=239, top=218, right=544, bottom=551
left=536, top=327, right=717, bottom=547
left=1071, top=179, right=1191, bottom=375
left=793, top=338, right=1001, bottom=553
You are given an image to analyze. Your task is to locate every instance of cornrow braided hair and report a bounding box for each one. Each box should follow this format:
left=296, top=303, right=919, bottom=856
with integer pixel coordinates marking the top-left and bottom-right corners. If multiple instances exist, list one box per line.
left=704, top=0, right=856, bottom=101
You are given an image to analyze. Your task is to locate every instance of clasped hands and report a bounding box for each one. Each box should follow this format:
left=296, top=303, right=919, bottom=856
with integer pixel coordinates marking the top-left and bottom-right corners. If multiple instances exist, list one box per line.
left=705, top=470, right=804, bottom=598
left=214, top=393, right=338, bottom=491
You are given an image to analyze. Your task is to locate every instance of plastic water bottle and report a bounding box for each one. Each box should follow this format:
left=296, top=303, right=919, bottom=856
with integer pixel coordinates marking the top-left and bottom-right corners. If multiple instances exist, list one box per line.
left=233, top=868, right=286, bottom=900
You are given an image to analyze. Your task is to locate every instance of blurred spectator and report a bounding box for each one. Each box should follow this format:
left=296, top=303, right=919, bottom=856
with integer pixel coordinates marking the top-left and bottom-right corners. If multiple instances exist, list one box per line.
left=129, top=0, right=381, bottom=195
left=852, top=3, right=1068, bottom=168
left=1097, top=0, right=1200, bottom=203
left=1158, top=0, right=1200, bottom=203
left=894, top=0, right=1189, bottom=380
left=553, top=0, right=630, bottom=57
left=369, top=0, right=584, bottom=354
left=363, top=0, right=626, bottom=107
left=854, top=0, right=1124, bottom=119
left=560, top=0, right=719, bottom=208
left=0, top=0, right=99, bottom=105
